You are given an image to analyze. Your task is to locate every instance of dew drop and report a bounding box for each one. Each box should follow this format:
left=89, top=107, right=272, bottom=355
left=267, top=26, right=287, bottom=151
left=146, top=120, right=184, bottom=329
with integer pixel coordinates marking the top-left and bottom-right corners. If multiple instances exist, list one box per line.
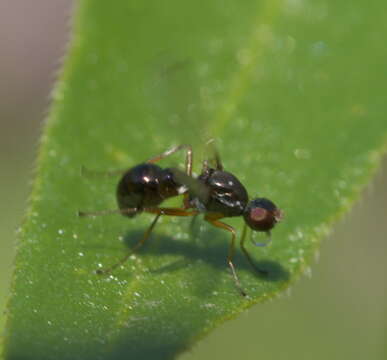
left=314, top=250, right=320, bottom=262
left=304, top=266, right=313, bottom=278
left=294, top=148, right=311, bottom=160
left=197, top=63, right=209, bottom=77
left=48, top=149, right=57, bottom=157
left=202, top=303, right=216, bottom=309
left=236, top=48, right=252, bottom=66
left=310, top=41, right=328, bottom=57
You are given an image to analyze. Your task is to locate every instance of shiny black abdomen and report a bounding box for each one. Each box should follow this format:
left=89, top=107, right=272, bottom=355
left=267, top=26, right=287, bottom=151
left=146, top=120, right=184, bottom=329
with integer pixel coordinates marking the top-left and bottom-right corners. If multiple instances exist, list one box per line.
left=116, top=163, right=178, bottom=217
left=192, top=169, right=248, bottom=217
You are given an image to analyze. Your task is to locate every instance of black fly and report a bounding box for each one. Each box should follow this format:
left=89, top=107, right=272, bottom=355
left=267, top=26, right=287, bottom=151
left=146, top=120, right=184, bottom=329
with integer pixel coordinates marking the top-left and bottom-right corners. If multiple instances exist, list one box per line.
left=79, top=143, right=283, bottom=296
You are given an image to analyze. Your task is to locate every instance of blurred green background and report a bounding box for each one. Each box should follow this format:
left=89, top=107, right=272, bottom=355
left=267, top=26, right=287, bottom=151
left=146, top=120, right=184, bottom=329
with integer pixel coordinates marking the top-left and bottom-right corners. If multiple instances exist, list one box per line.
left=1, top=1, right=386, bottom=359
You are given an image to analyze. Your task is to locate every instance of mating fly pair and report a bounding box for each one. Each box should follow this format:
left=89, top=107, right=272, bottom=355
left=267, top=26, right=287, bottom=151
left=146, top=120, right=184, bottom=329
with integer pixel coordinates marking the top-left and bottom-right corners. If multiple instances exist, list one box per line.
left=79, top=144, right=283, bottom=296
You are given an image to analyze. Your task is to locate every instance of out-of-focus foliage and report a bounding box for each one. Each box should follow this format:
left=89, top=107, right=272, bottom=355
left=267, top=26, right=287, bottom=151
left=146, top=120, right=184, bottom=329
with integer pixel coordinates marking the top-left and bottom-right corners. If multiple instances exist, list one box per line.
left=3, top=0, right=387, bottom=359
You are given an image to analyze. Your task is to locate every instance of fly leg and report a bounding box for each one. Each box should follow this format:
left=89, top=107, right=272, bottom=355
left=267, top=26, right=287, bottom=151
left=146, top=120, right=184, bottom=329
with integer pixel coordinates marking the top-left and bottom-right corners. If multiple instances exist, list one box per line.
left=92, top=207, right=198, bottom=274
left=205, top=216, right=247, bottom=297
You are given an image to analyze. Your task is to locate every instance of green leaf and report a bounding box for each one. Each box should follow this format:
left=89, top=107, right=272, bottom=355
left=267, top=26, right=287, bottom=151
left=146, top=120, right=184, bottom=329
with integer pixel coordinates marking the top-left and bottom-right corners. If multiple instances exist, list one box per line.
left=3, top=0, right=387, bottom=359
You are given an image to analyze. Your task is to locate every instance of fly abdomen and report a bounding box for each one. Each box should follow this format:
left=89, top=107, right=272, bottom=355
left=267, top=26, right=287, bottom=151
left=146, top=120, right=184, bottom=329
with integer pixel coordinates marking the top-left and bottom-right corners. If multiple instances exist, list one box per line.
left=116, top=163, right=165, bottom=217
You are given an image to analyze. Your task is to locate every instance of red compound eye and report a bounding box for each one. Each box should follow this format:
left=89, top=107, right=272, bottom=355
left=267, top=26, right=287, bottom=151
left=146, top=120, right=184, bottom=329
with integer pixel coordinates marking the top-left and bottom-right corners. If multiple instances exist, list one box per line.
left=250, top=207, right=268, bottom=222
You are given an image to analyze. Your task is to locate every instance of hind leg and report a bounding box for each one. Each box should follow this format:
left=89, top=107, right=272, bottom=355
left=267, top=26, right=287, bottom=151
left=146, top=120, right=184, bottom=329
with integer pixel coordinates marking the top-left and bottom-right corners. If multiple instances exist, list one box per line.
left=96, top=214, right=161, bottom=274
left=95, top=207, right=199, bottom=274
left=147, top=144, right=193, bottom=176
left=81, top=144, right=193, bottom=178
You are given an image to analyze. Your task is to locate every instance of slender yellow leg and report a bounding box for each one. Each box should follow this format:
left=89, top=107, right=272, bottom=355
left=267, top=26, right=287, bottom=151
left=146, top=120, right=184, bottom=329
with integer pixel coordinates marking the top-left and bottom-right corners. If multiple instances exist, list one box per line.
left=205, top=216, right=247, bottom=297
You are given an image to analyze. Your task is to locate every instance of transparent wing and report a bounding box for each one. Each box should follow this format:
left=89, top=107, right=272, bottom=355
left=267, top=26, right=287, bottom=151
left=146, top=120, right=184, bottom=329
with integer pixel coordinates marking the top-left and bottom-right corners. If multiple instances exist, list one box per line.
left=171, top=168, right=210, bottom=203
left=204, top=139, right=223, bottom=171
